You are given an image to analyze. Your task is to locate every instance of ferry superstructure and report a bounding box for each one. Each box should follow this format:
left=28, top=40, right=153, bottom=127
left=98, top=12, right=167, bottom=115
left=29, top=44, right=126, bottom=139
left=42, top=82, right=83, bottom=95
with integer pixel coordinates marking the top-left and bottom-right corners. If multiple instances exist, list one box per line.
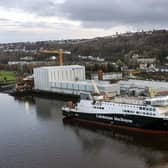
left=62, top=93, right=168, bottom=134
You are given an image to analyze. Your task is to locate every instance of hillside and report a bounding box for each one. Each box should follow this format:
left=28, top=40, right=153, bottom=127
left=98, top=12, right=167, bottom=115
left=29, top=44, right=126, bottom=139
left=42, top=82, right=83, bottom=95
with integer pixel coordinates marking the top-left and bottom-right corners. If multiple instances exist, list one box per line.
left=68, top=30, right=168, bottom=65
left=0, top=30, right=168, bottom=67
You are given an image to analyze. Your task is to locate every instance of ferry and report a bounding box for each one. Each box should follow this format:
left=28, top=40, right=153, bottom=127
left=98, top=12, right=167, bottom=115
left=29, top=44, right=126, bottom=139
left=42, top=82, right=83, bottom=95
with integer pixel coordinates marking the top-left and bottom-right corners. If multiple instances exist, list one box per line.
left=62, top=92, right=168, bottom=134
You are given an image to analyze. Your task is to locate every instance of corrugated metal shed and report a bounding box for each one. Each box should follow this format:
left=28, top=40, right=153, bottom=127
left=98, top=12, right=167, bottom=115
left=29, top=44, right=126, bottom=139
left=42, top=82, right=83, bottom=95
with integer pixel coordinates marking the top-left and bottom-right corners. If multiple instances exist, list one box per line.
left=34, top=65, right=85, bottom=91
left=118, top=80, right=168, bottom=92
left=33, top=65, right=120, bottom=96
left=49, top=80, right=120, bottom=96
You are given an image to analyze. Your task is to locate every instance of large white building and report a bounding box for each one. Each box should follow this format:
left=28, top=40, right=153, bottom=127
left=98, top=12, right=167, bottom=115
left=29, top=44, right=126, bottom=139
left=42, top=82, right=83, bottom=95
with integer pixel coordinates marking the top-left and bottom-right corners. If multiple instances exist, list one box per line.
left=33, top=65, right=120, bottom=96
left=34, top=65, right=85, bottom=91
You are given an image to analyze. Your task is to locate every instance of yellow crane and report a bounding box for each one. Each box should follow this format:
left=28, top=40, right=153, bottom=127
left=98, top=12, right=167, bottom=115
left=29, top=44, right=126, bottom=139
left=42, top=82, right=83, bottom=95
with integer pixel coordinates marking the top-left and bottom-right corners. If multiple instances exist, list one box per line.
left=39, top=49, right=64, bottom=66
left=91, top=80, right=100, bottom=95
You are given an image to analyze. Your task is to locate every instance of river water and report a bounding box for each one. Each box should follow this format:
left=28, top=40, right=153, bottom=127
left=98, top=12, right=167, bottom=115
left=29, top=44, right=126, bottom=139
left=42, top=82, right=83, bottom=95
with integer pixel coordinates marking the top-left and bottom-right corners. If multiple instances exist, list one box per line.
left=1, top=93, right=168, bottom=168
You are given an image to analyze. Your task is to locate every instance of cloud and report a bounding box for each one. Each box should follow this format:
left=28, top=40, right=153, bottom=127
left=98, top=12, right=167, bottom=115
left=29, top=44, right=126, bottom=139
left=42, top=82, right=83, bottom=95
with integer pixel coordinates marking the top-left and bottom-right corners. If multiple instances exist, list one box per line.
left=58, top=0, right=168, bottom=28
left=0, top=0, right=168, bottom=29
left=0, top=0, right=63, bottom=16
left=0, top=0, right=168, bottom=42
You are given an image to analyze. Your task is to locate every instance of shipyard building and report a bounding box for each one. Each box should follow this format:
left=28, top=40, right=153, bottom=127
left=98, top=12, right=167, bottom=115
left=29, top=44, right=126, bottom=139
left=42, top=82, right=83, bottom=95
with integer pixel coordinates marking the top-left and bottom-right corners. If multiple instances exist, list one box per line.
left=34, top=65, right=85, bottom=91
left=119, top=79, right=168, bottom=95
left=34, top=65, right=120, bottom=96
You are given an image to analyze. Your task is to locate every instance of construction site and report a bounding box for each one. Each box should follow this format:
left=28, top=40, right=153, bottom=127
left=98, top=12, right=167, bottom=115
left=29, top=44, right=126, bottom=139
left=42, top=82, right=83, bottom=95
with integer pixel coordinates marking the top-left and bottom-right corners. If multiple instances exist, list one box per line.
left=6, top=47, right=165, bottom=101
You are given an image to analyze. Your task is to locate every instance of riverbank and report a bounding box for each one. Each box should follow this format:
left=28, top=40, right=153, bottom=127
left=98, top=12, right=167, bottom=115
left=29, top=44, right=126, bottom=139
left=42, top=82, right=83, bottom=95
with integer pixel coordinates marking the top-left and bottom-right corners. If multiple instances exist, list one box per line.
left=3, top=89, right=79, bottom=101
left=0, top=83, right=15, bottom=92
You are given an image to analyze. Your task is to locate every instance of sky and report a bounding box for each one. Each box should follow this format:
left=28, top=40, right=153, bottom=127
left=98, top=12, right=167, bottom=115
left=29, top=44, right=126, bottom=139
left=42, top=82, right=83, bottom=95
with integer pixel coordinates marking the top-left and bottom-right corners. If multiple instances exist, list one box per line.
left=0, top=0, right=168, bottom=43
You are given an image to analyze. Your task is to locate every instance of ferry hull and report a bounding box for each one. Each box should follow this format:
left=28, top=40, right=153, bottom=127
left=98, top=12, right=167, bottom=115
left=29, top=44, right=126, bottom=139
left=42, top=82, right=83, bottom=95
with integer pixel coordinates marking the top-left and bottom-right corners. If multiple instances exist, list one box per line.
left=62, top=110, right=168, bottom=134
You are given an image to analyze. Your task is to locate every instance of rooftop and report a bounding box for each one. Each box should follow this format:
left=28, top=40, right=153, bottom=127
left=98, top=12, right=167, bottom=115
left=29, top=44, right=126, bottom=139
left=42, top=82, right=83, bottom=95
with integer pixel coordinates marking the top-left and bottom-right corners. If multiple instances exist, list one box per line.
left=34, top=65, right=84, bottom=70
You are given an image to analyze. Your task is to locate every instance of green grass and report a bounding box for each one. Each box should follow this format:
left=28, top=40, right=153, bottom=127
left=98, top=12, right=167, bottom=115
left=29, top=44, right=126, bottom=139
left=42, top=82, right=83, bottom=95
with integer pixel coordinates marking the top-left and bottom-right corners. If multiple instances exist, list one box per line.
left=0, top=71, right=16, bottom=83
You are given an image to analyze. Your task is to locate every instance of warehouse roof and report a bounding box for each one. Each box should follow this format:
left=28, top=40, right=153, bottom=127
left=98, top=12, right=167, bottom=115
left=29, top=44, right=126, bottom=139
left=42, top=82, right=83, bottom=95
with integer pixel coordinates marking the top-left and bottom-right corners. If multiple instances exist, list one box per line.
left=34, top=65, right=84, bottom=70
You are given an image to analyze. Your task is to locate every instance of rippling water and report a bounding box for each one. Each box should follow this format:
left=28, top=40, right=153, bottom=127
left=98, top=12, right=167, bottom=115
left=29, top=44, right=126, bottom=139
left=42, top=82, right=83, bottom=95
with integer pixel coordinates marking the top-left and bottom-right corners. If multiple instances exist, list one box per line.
left=0, top=93, right=168, bottom=168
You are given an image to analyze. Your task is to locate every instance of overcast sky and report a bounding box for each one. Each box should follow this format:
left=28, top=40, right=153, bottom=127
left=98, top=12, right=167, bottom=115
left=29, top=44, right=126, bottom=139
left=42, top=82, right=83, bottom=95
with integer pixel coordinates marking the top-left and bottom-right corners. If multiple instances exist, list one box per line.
left=0, top=0, right=168, bottom=43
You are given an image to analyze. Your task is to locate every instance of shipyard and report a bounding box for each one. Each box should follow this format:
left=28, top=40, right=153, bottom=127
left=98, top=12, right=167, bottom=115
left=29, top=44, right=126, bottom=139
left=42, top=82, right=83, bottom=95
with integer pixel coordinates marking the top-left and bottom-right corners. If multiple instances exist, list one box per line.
left=0, top=32, right=168, bottom=168
left=1, top=0, right=168, bottom=167
left=1, top=48, right=168, bottom=165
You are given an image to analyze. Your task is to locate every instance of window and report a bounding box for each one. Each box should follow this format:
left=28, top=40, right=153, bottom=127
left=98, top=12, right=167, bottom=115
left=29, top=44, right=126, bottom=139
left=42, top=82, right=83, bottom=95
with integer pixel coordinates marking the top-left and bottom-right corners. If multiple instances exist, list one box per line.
left=94, top=106, right=104, bottom=110
left=145, top=101, right=151, bottom=105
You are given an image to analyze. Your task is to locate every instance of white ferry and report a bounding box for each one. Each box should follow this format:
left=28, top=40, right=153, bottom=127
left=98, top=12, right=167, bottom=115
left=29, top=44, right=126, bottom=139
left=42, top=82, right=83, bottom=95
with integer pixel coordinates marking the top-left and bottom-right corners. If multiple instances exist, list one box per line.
left=62, top=92, right=168, bottom=134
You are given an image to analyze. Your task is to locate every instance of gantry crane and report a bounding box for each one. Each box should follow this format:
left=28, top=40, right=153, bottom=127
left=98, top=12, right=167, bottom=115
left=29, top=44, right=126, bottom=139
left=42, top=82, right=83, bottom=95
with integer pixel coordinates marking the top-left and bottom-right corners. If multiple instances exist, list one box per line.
left=39, top=49, right=64, bottom=66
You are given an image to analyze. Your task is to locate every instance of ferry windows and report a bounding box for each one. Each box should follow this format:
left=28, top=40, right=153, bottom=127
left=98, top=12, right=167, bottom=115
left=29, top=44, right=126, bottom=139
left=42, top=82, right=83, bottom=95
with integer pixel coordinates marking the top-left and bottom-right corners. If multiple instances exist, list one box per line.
left=94, top=106, right=104, bottom=110
left=140, top=107, right=145, bottom=110
left=135, top=111, right=154, bottom=116
left=124, top=110, right=135, bottom=113
left=149, top=108, right=153, bottom=111
left=145, top=101, right=151, bottom=105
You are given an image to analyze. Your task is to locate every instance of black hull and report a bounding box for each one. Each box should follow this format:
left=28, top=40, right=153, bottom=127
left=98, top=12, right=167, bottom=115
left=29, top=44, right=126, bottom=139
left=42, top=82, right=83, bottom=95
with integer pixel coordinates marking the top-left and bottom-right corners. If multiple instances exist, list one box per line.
left=62, top=110, right=168, bottom=134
